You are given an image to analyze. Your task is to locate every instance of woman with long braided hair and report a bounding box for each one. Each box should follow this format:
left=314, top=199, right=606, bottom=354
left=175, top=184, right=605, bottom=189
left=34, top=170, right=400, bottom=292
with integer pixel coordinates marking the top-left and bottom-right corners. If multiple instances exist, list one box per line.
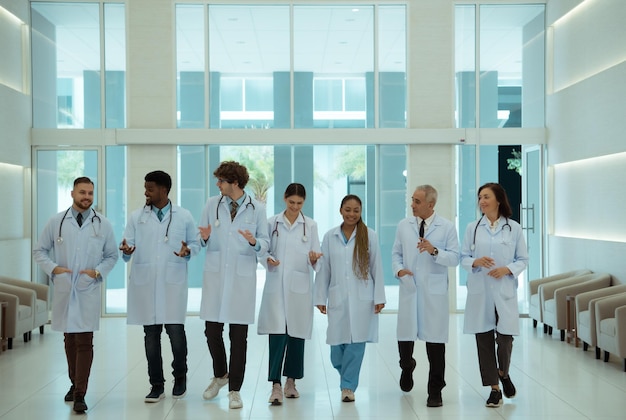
left=314, top=194, right=386, bottom=403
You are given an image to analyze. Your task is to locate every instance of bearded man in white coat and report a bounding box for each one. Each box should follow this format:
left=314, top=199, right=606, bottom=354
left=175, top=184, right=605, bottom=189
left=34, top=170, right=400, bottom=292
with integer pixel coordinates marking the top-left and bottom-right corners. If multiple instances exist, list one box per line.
left=392, top=185, right=459, bottom=407
left=34, top=177, right=119, bottom=414
left=198, top=161, right=270, bottom=410
left=120, top=170, right=200, bottom=403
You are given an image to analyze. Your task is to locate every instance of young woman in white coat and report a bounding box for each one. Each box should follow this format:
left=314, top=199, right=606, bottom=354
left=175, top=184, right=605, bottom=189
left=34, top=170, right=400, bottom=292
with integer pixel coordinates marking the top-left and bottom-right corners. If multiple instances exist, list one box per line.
left=314, top=194, right=386, bottom=403
left=257, top=183, right=322, bottom=405
left=461, top=183, right=528, bottom=408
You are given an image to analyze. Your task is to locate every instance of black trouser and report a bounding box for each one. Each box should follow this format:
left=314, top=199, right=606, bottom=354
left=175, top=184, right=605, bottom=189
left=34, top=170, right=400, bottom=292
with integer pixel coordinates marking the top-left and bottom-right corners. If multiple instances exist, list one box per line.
left=205, top=321, right=248, bottom=391
left=398, top=340, right=446, bottom=396
left=144, top=324, right=188, bottom=387
left=475, top=330, right=513, bottom=386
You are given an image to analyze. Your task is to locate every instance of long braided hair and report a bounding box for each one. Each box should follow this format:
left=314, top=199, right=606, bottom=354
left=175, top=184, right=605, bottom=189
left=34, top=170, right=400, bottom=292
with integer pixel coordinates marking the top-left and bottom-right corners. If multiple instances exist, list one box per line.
left=341, top=194, right=370, bottom=280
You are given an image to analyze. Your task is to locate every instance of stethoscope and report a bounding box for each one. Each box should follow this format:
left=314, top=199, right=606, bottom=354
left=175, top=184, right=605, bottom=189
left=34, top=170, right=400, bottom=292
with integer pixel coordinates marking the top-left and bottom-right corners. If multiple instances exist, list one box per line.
left=214, top=194, right=255, bottom=227
left=57, top=207, right=102, bottom=243
left=470, top=214, right=512, bottom=251
left=139, top=200, right=173, bottom=242
left=271, top=211, right=308, bottom=242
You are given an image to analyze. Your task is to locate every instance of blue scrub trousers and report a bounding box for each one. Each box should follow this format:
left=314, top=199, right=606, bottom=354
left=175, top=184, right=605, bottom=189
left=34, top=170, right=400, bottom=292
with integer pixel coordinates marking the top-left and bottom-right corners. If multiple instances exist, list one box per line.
left=330, top=342, right=366, bottom=391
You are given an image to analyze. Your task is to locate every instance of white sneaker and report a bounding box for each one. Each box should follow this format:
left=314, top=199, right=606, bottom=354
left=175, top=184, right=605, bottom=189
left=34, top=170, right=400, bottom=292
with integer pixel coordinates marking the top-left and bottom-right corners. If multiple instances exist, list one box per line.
left=202, top=376, right=228, bottom=400
left=284, top=378, right=299, bottom=398
left=228, top=391, right=243, bottom=409
left=341, top=388, right=355, bottom=402
left=269, top=383, right=283, bottom=405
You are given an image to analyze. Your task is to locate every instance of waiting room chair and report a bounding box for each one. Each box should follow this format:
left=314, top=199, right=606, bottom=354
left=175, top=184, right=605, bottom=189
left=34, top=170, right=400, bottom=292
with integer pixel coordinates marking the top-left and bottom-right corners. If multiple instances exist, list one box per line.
left=576, top=284, right=626, bottom=358
left=596, top=292, right=626, bottom=371
left=541, top=272, right=611, bottom=341
left=529, top=269, right=591, bottom=333
left=0, top=287, right=35, bottom=349
left=0, top=277, right=49, bottom=336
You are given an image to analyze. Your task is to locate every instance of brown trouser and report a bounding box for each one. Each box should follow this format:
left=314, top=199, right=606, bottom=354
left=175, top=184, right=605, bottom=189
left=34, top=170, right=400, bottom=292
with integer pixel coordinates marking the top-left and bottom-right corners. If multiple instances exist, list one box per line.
left=64, top=332, right=94, bottom=397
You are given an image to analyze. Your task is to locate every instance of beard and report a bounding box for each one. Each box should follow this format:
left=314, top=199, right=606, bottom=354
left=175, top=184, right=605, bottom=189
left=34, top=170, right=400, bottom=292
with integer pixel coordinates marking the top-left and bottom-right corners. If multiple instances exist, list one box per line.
left=74, top=199, right=92, bottom=211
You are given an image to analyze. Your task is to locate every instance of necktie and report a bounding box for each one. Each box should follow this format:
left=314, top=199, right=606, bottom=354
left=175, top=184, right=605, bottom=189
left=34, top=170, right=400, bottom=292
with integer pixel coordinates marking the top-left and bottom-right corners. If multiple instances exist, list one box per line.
left=76, top=212, right=83, bottom=227
left=230, top=201, right=239, bottom=221
left=419, top=219, right=425, bottom=238
left=157, top=209, right=164, bottom=221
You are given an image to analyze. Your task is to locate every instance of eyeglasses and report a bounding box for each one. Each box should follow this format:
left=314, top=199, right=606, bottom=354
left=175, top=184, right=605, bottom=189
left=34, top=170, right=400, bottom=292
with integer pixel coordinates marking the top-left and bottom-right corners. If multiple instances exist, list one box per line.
left=216, top=178, right=231, bottom=184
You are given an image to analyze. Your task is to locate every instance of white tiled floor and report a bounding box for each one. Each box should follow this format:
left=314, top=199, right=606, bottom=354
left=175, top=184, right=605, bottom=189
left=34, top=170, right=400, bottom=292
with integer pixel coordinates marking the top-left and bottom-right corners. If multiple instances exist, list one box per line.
left=2, top=312, right=626, bottom=419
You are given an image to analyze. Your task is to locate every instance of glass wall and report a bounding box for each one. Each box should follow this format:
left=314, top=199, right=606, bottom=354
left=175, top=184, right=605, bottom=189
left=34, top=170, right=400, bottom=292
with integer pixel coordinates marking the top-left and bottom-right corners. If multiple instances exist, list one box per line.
left=31, top=2, right=126, bottom=128
left=104, top=146, right=127, bottom=314
left=176, top=3, right=406, bottom=129
left=455, top=3, right=545, bottom=128
left=33, top=149, right=99, bottom=284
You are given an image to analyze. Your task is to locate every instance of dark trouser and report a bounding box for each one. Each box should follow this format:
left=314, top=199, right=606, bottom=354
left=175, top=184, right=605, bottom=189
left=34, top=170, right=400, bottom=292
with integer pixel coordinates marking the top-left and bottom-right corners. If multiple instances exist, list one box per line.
left=426, top=342, right=446, bottom=396
left=398, top=340, right=446, bottom=396
left=144, top=324, right=188, bottom=387
left=205, top=321, right=248, bottom=391
left=268, top=333, right=305, bottom=383
left=475, top=330, right=513, bottom=386
left=64, top=332, right=94, bottom=398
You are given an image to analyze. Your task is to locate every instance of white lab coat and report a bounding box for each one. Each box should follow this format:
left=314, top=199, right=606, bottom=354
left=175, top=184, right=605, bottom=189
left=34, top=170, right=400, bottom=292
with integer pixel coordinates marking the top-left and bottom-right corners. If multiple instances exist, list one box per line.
left=461, top=216, right=528, bottom=335
left=392, top=215, right=459, bottom=343
left=33, top=209, right=119, bottom=333
left=199, top=194, right=270, bottom=325
left=123, top=205, right=200, bottom=325
left=314, top=226, right=386, bottom=345
left=257, top=212, right=321, bottom=339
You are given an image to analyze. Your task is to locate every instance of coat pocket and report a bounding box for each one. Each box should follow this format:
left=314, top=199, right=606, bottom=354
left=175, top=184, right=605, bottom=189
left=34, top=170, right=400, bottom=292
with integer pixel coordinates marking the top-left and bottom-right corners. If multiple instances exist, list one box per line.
left=428, top=273, right=448, bottom=295
left=290, top=270, right=311, bottom=294
left=499, top=277, right=517, bottom=300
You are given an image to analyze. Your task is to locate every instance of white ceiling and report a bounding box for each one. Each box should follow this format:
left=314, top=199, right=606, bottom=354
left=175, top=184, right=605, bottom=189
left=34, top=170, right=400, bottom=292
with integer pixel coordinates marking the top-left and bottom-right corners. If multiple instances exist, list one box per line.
left=32, top=3, right=544, bottom=83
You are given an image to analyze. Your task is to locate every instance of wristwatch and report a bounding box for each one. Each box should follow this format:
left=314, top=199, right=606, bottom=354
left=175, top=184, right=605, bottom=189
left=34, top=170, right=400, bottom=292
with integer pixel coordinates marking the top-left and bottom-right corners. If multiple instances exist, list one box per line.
left=431, top=248, right=439, bottom=256
left=94, top=269, right=101, bottom=279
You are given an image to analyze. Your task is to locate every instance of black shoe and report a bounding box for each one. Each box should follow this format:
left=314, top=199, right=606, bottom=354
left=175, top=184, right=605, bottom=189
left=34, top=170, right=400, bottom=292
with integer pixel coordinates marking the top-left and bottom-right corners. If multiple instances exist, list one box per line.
left=486, top=389, right=503, bottom=407
left=499, top=374, right=516, bottom=398
left=426, top=394, right=443, bottom=407
left=73, top=396, right=88, bottom=413
left=173, top=377, right=187, bottom=399
left=399, top=358, right=416, bottom=392
left=64, top=386, right=75, bottom=402
left=145, top=385, right=165, bottom=403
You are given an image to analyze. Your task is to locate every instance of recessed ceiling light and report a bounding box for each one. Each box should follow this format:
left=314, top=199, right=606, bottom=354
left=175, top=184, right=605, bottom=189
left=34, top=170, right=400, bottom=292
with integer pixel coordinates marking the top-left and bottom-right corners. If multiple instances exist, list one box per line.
left=352, top=8, right=359, bottom=12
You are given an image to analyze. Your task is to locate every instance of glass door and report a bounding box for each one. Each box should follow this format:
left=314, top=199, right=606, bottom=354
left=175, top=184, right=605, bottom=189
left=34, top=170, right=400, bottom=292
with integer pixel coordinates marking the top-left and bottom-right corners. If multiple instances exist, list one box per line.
left=521, top=145, right=543, bottom=312
left=33, top=149, right=100, bottom=286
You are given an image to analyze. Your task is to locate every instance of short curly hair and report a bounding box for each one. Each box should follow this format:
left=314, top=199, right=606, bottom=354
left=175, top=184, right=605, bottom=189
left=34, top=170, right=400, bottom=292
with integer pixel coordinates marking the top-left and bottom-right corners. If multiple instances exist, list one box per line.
left=213, top=161, right=249, bottom=189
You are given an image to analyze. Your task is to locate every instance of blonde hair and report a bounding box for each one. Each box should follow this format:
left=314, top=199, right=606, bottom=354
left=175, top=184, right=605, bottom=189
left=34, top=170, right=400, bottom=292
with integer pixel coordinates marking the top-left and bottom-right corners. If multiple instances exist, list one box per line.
left=341, top=195, right=370, bottom=280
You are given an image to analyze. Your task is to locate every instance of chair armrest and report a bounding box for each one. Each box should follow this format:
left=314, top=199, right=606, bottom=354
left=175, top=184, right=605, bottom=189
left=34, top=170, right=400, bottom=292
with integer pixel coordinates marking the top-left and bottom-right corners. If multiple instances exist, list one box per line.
left=615, top=305, right=626, bottom=357
left=0, top=277, right=49, bottom=303
left=595, top=293, right=626, bottom=326
left=0, top=284, right=36, bottom=309
left=0, top=291, right=19, bottom=337
left=540, top=276, right=588, bottom=303
left=576, top=284, right=626, bottom=313
left=555, top=275, right=611, bottom=303
left=529, top=269, right=591, bottom=295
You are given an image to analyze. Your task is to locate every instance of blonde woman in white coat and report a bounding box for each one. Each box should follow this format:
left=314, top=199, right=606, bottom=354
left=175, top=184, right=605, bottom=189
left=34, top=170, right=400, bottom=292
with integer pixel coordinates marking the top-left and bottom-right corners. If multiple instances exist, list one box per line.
left=392, top=185, right=459, bottom=407
left=314, top=194, right=386, bottom=403
left=257, top=183, right=322, bottom=405
left=461, top=183, right=528, bottom=408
